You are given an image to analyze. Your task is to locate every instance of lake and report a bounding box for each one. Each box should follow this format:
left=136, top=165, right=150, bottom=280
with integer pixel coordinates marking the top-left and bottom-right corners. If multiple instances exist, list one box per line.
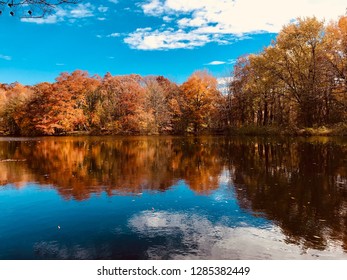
left=0, top=136, right=346, bottom=259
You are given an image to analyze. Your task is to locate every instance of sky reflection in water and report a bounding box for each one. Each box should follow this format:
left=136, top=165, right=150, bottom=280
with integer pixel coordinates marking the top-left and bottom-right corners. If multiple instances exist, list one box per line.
left=0, top=136, right=346, bottom=259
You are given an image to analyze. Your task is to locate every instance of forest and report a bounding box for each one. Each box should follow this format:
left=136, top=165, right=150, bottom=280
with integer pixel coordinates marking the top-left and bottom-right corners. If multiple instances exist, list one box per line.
left=0, top=15, right=347, bottom=136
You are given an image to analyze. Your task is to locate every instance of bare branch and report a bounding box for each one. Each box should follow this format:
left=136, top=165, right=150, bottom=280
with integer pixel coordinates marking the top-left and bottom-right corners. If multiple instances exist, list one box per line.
left=0, top=0, right=81, bottom=18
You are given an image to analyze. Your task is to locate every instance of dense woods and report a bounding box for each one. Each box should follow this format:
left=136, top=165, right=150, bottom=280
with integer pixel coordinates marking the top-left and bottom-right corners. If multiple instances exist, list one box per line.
left=0, top=70, right=222, bottom=135
left=227, top=16, right=347, bottom=131
left=1, top=15, right=347, bottom=136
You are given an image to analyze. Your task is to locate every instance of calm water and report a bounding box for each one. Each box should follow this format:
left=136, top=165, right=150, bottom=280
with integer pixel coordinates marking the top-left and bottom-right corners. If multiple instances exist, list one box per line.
left=0, top=136, right=346, bottom=260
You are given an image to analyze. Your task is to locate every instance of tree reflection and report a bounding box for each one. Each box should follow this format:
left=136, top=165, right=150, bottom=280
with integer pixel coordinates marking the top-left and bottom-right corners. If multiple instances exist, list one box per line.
left=223, top=137, right=347, bottom=252
left=0, top=137, right=223, bottom=199
left=0, top=136, right=346, bottom=252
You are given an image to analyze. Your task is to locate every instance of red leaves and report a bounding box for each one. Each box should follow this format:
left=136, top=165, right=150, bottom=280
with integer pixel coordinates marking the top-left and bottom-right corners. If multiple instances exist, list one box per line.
left=0, top=70, right=222, bottom=136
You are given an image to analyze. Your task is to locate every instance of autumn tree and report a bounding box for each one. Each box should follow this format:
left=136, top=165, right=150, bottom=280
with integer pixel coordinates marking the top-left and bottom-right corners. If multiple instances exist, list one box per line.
left=93, top=73, right=148, bottom=134
left=143, top=76, right=170, bottom=134
left=0, top=84, right=7, bottom=133
left=228, top=56, right=255, bottom=127
left=0, top=83, right=33, bottom=135
left=180, top=71, right=222, bottom=133
left=39, top=70, right=101, bottom=134
left=8, top=71, right=101, bottom=136
left=264, top=17, right=327, bottom=127
left=324, top=16, right=347, bottom=123
left=229, top=16, right=347, bottom=129
left=248, top=54, right=287, bottom=126
left=143, top=76, right=183, bottom=134
left=19, top=82, right=56, bottom=135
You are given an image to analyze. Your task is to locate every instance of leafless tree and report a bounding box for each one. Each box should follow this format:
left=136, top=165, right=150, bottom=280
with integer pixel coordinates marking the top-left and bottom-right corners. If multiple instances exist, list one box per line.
left=0, top=0, right=80, bottom=17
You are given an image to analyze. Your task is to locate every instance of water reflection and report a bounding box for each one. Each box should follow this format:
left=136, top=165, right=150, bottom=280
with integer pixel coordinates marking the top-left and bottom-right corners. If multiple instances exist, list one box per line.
left=0, top=137, right=223, bottom=198
left=129, top=210, right=346, bottom=259
left=223, top=137, right=347, bottom=252
left=0, top=136, right=346, bottom=259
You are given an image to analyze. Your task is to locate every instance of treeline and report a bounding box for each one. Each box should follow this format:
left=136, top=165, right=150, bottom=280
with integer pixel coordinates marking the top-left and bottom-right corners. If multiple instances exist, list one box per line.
left=0, top=71, right=223, bottom=136
left=228, top=16, right=347, bottom=129
left=1, top=15, right=347, bottom=136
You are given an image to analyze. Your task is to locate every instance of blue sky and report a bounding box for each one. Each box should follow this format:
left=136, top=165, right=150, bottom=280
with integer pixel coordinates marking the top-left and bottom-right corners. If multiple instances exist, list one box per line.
left=0, top=0, right=346, bottom=85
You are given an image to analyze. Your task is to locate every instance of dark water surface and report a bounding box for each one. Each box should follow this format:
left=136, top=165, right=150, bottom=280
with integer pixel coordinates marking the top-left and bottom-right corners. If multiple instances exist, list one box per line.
left=0, top=136, right=346, bottom=259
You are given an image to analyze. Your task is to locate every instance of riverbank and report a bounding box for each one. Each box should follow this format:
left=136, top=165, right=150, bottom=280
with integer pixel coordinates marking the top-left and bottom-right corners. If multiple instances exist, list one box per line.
left=1, top=124, right=347, bottom=137
left=226, top=123, right=347, bottom=136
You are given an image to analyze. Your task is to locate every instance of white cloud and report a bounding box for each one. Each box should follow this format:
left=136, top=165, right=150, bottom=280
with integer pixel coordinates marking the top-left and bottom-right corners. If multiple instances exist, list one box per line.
left=108, top=0, right=119, bottom=4
left=163, top=16, right=173, bottom=22
left=206, top=61, right=226, bottom=65
left=227, top=59, right=237, bottom=65
left=107, top=33, right=121, bottom=37
left=0, top=54, right=12, bottom=61
left=217, top=77, right=233, bottom=94
left=20, top=2, right=109, bottom=24
left=129, top=0, right=347, bottom=50
left=178, top=16, right=208, bottom=28
left=98, top=6, right=109, bottom=13
left=124, top=28, right=210, bottom=50
left=141, top=0, right=165, bottom=16
left=129, top=210, right=347, bottom=259
left=217, top=77, right=230, bottom=85
left=70, top=3, right=94, bottom=18
left=124, top=27, right=239, bottom=50
left=142, top=0, right=347, bottom=33
left=21, top=14, right=61, bottom=24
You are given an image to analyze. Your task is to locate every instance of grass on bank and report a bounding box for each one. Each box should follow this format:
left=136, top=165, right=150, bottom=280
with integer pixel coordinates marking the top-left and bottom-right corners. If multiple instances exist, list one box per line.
left=227, top=123, right=347, bottom=136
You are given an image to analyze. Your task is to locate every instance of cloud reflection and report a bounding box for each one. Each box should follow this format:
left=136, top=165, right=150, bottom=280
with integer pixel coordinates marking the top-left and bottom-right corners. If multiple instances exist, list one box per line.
left=128, top=210, right=347, bottom=259
left=33, top=241, right=114, bottom=260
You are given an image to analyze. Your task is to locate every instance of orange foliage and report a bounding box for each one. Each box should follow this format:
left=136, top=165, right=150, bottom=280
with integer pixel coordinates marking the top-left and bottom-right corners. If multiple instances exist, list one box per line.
left=180, top=71, right=221, bottom=133
left=1, top=69, right=225, bottom=136
left=0, top=70, right=220, bottom=136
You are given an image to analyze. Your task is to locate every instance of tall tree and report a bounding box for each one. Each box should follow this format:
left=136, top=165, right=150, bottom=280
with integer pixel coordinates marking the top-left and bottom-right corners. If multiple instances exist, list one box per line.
left=181, top=71, right=221, bottom=133
left=143, top=76, right=182, bottom=134
left=51, top=70, right=100, bottom=133
left=229, top=56, right=255, bottom=127
left=263, top=17, right=326, bottom=127
left=324, top=16, right=347, bottom=122
left=95, top=74, right=148, bottom=134
left=0, top=83, right=33, bottom=135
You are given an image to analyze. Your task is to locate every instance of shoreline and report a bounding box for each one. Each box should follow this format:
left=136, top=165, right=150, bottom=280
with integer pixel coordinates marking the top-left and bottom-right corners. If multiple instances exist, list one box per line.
left=1, top=125, right=347, bottom=137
